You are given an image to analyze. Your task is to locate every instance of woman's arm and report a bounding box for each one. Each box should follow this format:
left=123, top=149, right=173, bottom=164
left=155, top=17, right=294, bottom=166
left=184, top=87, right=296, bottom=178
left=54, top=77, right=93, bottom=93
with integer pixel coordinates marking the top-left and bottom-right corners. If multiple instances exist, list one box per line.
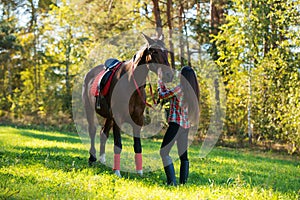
left=158, top=80, right=181, bottom=99
left=157, top=67, right=181, bottom=99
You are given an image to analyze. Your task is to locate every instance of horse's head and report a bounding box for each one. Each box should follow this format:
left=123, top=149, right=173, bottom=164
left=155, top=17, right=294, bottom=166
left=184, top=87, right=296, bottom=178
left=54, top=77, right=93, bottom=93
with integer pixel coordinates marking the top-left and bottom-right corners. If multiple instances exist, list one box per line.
left=133, top=33, right=174, bottom=82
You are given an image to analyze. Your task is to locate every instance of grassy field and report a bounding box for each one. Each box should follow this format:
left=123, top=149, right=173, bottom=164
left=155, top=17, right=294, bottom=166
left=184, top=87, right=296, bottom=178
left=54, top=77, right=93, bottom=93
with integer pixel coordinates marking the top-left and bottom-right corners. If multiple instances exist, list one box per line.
left=0, top=125, right=299, bottom=199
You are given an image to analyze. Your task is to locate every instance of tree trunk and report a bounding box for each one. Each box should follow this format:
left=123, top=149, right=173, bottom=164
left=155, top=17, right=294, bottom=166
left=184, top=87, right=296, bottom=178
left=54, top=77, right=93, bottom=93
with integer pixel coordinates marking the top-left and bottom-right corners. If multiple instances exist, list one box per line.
left=182, top=6, right=191, bottom=67
left=152, top=0, right=163, bottom=38
left=210, top=0, right=225, bottom=60
left=7, top=58, right=12, bottom=96
left=65, top=26, right=72, bottom=113
left=210, top=0, right=224, bottom=35
left=210, top=0, right=225, bottom=144
left=247, top=0, right=253, bottom=145
left=166, top=0, right=175, bottom=69
left=248, top=75, right=253, bottom=145
left=179, top=3, right=184, bottom=66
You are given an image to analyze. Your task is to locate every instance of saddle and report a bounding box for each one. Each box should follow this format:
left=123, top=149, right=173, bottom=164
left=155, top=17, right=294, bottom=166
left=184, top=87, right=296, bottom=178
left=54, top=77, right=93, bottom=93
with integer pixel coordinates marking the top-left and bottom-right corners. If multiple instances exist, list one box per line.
left=90, top=58, right=122, bottom=110
left=89, top=58, right=122, bottom=110
left=97, top=58, right=121, bottom=95
left=96, top=58, right=120, bottom=94
left=104, top=58, right=120, bottom=70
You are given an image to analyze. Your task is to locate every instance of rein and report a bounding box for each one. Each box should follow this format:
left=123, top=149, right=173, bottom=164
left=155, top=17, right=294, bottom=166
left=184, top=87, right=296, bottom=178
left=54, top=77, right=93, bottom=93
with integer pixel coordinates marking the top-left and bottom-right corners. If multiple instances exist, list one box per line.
left=131, top=62, right=156, bottom=109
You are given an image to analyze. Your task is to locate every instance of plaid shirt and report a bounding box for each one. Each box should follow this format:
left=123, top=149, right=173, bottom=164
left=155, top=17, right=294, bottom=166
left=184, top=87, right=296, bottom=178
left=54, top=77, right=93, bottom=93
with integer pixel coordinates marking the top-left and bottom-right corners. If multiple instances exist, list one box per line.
left=158, top=80, right=190, bottom=129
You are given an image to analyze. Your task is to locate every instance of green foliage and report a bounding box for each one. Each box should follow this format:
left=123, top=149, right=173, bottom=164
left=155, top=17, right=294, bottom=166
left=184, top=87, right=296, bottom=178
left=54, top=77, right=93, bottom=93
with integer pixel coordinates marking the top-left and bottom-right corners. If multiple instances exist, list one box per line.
left=41, top=0, right=90, bottom=115
left=74, top=0, right=145, bottom=41
left=0, top=0, right=299, bottom=154
left=0, top=126, right=299, bottom=199
left=252, top=49, right=300, bottom=152
left=214, top=0, right=300, bottom=152
left=0, top=10, right=23, bottom=114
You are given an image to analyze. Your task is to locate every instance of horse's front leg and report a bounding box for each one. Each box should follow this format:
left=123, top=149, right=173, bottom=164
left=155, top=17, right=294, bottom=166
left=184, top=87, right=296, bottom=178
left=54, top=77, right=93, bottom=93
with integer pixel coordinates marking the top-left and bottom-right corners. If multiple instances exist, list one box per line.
left=113, top=121, right=122, bottom=177
left=133, top=126, right=143, bottom=176
left=99, top=119, right=112, bottom=164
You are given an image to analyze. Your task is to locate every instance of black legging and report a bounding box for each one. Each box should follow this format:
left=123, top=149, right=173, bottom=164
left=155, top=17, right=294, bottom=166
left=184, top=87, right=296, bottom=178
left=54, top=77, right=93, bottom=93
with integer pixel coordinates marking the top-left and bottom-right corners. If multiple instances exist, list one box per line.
left=160, top=122, right=189, bottom=166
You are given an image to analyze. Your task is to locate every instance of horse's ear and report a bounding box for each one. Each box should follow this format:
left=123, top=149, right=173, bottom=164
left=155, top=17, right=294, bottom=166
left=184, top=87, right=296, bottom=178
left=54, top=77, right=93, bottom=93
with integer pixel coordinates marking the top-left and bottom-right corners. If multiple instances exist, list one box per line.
left=141, top=33, right=155, bottom=46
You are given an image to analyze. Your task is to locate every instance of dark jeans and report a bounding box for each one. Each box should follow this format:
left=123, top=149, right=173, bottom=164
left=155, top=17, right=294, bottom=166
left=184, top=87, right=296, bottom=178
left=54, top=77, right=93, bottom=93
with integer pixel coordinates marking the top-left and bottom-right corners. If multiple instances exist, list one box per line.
left=160, top=122, right=189, bottom=166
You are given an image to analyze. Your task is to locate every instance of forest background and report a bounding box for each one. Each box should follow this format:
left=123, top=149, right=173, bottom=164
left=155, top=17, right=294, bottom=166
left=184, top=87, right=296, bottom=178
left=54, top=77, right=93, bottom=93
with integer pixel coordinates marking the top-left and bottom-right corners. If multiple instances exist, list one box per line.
left=0, top=0, right=299, bottom=154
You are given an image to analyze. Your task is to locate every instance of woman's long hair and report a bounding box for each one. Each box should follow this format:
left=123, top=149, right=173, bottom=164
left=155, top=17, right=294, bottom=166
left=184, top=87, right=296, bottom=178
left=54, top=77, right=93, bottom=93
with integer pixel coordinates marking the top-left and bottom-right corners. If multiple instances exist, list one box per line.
left=180, top=66, right=200, bottom=124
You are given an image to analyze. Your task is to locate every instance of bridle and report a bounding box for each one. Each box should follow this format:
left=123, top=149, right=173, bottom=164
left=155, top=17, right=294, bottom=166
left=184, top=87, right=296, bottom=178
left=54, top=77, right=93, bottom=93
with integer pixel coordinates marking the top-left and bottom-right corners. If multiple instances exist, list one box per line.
left=131, top=46, right=169, bottom=108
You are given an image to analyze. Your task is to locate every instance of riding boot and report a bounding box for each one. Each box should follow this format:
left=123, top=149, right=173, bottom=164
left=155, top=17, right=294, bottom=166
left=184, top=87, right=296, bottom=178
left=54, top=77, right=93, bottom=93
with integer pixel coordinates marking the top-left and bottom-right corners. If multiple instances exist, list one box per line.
left=179, top=160, right=189, bottom=184
left=164, top=163, right=177, bottom=186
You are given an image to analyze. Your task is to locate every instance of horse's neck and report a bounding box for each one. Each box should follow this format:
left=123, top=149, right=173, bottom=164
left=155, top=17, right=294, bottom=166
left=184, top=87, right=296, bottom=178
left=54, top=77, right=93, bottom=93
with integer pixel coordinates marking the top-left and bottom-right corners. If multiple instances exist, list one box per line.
left=132, top=62, right=149, bottom=86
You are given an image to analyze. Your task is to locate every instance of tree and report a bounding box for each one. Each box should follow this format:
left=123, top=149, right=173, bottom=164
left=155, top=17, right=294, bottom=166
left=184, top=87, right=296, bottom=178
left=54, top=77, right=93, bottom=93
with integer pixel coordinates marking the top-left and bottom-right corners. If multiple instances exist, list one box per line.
left=214, top=0, right=300, bottom=152
left=40, top=1, right=90, bottom=116
left=166, top=0, right=175, bottom=69
left=152, top=0, right=163, bottom=38
left=78, top=0, right=142, bottom=42
left=0, top=0, right=22, bottom=115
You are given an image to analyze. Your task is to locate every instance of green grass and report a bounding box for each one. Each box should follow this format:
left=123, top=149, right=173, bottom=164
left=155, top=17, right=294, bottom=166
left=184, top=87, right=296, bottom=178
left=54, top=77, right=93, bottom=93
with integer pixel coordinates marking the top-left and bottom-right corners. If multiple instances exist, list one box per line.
left=0, top=125, right=299, bottom=199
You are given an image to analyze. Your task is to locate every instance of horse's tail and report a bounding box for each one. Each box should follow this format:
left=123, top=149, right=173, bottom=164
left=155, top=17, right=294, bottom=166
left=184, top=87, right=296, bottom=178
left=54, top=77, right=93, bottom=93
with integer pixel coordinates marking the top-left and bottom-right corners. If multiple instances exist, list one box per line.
left=82, top=76, right=95, bottom=133
left=82, top=65, right=103, bottom=135
left=83, top=68, right=99, bottom=162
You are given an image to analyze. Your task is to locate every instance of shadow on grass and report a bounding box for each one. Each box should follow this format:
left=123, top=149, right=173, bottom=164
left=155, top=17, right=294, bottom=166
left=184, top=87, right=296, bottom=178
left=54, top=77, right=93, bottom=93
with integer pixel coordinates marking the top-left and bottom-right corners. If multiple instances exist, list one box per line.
left=118, top=144, right=299, bottom=195
left=17, top=130, right=81, bottom=144
left=0, top=126, right=112, bottom=175
left=1, top=125, right=299, bottom=196
left=185, top=146, right=300, bottom=194
left=209, top=146, right=299, bottom=167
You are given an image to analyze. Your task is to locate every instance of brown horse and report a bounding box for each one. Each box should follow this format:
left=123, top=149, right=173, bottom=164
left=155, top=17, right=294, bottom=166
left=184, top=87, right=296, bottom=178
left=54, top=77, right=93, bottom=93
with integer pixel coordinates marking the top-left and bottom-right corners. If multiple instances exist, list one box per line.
left=82, top=34, right=173, bottom=177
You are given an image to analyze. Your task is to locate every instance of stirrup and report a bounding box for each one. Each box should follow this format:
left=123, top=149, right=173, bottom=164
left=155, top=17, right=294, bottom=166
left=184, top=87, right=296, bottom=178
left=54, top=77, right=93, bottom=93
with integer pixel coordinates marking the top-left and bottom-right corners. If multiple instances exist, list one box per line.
left=96, top=96, right=101, bottom=109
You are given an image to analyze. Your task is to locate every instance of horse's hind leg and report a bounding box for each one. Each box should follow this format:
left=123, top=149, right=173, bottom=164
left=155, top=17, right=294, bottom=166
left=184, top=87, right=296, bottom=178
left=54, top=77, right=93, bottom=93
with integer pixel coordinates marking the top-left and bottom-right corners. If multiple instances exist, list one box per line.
left=99, top=118, right=112, bottom=164
left=82, top=83, right=97, bottom=164
left=87, top=116, right=97, bottom=164
left=112, top=121, right=122, bottom=177
left=133, top=127, right=143, bottom=176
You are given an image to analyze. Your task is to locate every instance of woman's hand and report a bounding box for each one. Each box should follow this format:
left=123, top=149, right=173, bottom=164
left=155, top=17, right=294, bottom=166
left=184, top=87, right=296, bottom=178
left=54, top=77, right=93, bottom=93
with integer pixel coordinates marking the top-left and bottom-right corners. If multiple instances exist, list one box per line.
left=157, top=68, right=162, bottom=80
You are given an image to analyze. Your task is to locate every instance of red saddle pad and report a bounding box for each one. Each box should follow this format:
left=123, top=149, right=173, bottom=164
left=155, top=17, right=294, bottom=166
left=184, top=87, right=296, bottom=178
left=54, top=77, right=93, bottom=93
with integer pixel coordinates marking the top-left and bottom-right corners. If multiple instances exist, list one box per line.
left=90, top=62, right=122, bottom=97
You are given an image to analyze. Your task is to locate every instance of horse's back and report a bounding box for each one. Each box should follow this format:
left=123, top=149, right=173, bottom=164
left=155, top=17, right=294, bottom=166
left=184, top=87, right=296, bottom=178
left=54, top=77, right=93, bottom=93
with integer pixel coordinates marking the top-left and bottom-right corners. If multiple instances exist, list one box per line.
left=84, top=64, right=105, bottom=87
left=83, top=64, right=114, bottom=119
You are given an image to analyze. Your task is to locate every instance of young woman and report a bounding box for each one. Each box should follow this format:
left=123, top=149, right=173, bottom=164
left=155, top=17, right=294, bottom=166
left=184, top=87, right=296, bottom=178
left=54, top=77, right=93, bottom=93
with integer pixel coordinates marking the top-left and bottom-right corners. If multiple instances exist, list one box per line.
left=157, top=66, right=200, bottom=186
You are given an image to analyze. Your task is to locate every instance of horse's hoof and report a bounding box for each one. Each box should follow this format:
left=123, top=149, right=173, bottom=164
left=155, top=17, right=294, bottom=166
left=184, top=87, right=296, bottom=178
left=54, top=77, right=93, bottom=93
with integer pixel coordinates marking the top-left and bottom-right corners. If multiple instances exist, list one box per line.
left=136, top=170, right=143, bottom=176
left=99, top=153, right=106, bottom=164
left=88, top=160, right=96, bottom=166
left=88, top=155, right=97, bottom=165
left=114, top=170, right=122, bottom=178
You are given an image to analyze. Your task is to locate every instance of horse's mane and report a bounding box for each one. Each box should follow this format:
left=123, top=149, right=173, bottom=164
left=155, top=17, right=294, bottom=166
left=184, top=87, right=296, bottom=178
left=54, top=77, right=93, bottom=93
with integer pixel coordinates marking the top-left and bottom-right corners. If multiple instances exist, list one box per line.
left=132, top=45, right=149, bottom=70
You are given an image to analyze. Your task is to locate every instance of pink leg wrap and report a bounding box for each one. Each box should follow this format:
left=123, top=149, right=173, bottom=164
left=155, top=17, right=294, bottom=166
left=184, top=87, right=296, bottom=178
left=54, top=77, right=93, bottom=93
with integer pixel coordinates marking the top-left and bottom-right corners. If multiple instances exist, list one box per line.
left=113, top=154, right=120, bottom=170
left=135, top=153, right=143, bottom=171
